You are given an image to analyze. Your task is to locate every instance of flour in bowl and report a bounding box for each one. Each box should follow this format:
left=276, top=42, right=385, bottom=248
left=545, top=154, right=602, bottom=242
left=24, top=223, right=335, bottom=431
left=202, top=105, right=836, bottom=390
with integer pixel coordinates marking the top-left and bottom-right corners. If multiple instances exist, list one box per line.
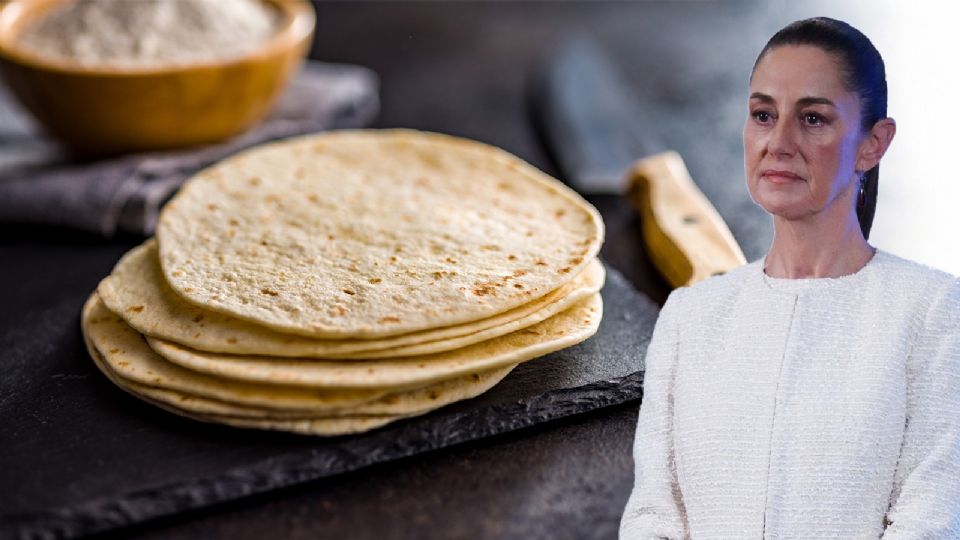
left=18, top=0, right=280, bottom=68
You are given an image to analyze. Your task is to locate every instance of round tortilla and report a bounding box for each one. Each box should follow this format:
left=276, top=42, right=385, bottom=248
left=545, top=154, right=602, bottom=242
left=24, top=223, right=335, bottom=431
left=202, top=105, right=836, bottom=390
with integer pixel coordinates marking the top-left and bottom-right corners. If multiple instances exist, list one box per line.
left=156, top=129, right=604, bottom=338
left=148, top=293, right=603, bottom=390
left=98, top=239, right=604, bottom=358
left=82, top=293, right=386, bottom=412
left=84, top=319, right=513, bottom=421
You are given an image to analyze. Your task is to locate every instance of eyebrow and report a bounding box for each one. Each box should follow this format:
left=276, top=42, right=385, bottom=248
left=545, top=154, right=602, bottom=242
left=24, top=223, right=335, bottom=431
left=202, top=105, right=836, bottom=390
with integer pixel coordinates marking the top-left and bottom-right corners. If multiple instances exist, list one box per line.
left=749, top=92, right=836, bottom=108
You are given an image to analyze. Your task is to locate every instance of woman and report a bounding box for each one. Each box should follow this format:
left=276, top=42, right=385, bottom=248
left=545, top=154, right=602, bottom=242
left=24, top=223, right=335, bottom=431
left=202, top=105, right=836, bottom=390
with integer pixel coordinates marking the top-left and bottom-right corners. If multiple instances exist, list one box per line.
left=620, top=17, right=959, bottom=539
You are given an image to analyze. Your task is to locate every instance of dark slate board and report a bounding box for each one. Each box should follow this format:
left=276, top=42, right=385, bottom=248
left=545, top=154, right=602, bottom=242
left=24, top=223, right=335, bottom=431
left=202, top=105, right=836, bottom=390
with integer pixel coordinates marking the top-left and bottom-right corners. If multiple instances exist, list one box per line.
left=0, top=262, right=659, bottom=539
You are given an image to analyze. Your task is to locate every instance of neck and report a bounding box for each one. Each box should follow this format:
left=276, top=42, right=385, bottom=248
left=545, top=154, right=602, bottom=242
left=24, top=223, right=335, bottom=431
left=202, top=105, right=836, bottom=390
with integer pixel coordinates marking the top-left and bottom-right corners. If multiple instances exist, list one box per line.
left=764, top=193, right=875, bottom=279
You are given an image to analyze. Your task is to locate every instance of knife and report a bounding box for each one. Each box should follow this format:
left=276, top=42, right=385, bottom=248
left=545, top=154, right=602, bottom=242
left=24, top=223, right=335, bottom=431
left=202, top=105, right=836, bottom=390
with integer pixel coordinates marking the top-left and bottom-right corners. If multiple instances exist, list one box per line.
left=533, top=39, right=746, bottom=287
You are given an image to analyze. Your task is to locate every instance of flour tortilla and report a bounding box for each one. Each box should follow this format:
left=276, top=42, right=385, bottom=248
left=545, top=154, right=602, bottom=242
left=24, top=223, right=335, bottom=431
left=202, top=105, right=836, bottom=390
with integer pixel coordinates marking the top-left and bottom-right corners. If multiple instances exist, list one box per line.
left=83, top=322, right=403, bottom=435
left=149, top=293, right=602, bottom=390
left=140, top=400, right=402, bottom=436
left=82, top=293, right=387, bottom=412
left=84, top=318, right=514, bottom=420
left=156, top=129, right=604, bottom=339
left=98, top=239, right=604, bottom=358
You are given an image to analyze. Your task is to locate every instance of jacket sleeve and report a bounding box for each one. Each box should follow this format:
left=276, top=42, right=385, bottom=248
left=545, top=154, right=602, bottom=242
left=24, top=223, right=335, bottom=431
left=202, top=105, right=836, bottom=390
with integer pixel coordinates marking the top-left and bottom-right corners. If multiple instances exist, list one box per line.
left=882, top=278, right=960, bottom=539
left=620, top=287, right=689, bottom=540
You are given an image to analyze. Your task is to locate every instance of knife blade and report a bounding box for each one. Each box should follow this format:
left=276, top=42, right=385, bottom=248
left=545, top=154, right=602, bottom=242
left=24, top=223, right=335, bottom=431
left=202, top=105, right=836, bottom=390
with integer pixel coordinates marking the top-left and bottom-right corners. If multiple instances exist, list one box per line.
left=533, top=39, right=746, bottom=287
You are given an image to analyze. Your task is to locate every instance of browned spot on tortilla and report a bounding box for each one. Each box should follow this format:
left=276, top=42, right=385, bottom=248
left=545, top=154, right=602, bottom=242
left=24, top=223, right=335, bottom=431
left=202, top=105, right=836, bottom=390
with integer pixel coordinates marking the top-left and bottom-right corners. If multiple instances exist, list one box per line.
left=228, top=218, right=239, bottom=227
left=513, top=269, right=527, bottom=277
left=514, top=283, right=524, bottom=289
left=206, top=203, right=218, bottom=211
left=184, top=287, right=195, bottom=293
left=192, top=314, right=204, bottom=323
left=389, top=256, right=398, bottom=263
left=526, top=231, right=535, bottom=237
left=128, top=305, right=144, bottom=313
left=535, top=259, right=548, bottom=266
left=472, top=283, right=497, bottom=296
left=342, top=288, right=356, bottom=295
left=445, top=257, right=458, bottom=264
left=367, top=368, right=374, bottom=374
left=331, top=305, right=347, bottom=317
left=227, top=338, right=238, bottom=344
left=555, top=209, right=566, bottom=218
left=507, top=254, right=517, bottom=261
left=559, top=267, right=572, bottom=274
left=260, top=288, right=279, bottom=296
left=497, top=181, right=510, bottom=190
left=313, top=143, right=326, bottom=152
left=108, top=348, right=119, bottom=354
left=394, top=246, right=403, bottom=253
left=172, top=270, right=184, bottom=277
left=481, top=244, right=500, bottom=251
left=194, top=332, right=201, bottom=338
left=368, top=277, right=382, bottom=284
left=472, top=373, right=481, bottom=382
left=569, top=256, right=584, bottom=265
left=327, top=234, right=335, bottom=241
left=118, top=361, right=129, bottom=367
left=379, top=316, right=401, bottom=324
left=433, top=272, right=444, bottom=279
left=248, top=177, right=261, bottom=187
left=428, top=391, right=439, bottom=400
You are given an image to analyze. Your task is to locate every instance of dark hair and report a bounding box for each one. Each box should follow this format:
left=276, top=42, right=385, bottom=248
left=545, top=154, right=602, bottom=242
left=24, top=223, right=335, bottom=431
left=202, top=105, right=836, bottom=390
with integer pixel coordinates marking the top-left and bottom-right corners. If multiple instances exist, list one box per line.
left=752, top=17, right=888, bottom=239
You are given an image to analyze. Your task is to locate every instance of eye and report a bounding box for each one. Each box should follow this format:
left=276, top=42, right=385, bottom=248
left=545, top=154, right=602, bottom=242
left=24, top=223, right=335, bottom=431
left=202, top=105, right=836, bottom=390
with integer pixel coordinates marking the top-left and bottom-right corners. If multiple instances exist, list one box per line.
left=803, top=112, right=825, bottom=127
left=751, top=110, right=773, bottom=124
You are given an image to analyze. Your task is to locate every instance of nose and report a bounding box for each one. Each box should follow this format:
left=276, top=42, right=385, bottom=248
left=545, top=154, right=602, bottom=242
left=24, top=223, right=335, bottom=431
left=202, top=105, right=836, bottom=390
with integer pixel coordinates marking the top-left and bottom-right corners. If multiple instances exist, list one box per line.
left=767, top=116, right=798, bottom=158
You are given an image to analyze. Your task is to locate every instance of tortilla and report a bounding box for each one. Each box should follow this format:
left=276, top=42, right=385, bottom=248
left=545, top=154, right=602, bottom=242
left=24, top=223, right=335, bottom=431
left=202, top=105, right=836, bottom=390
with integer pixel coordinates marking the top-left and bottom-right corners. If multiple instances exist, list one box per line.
left=84, top=320, right=513, bottom=421
left=83, top=293, right=385, bottom=412
left=98, top=239, right=604, bottom=358
left=148, top=293, right=603, bottom=390
left=156, top=129, right=604, bottom=338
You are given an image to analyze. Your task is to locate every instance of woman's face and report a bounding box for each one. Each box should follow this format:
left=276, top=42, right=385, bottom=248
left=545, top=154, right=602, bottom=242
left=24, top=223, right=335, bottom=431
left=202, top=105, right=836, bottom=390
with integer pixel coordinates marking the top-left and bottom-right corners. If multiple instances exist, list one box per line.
left=743, top=45, right=867, bottom=221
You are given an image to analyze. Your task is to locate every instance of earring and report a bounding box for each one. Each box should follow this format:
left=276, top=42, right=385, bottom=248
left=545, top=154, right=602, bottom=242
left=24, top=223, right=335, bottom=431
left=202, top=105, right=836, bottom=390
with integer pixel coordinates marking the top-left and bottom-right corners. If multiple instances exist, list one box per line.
left=857, top=173, right=867, bottom=208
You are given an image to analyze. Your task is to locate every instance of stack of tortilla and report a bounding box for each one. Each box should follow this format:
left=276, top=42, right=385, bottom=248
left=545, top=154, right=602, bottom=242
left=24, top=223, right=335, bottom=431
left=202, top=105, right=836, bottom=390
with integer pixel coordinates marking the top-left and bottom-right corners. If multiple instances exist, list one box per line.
left=82, top=130, right=606, bottom=436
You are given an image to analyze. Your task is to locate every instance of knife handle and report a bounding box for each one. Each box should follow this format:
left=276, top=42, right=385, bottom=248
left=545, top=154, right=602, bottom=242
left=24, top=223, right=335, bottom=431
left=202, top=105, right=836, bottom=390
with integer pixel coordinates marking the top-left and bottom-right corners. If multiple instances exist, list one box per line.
left=625, top=151, right=746, bottom=288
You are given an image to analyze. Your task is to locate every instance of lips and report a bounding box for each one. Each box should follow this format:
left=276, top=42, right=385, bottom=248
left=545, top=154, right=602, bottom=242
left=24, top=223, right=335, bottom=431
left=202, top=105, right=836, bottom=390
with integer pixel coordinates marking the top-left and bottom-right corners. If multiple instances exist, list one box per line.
left=760, top=169, right=804, bottom=184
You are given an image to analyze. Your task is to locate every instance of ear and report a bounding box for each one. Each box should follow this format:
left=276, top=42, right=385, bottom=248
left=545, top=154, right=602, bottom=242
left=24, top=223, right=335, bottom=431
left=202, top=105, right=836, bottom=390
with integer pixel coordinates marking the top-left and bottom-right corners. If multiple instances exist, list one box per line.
left=855, top=118, right=897, bottom=172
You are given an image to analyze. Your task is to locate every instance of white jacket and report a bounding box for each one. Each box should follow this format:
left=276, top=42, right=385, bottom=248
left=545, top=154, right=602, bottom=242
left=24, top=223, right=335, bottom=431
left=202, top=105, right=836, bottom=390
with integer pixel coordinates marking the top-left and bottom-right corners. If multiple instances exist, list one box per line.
left=620, top=249, right=960, bottom=539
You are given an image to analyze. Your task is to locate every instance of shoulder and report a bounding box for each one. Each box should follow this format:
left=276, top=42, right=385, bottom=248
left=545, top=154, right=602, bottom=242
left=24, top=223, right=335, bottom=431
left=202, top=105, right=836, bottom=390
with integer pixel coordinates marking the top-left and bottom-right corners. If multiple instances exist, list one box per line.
left=873, top=249, right=957, bottom=291
left=872, top=250, right=959, bottom=322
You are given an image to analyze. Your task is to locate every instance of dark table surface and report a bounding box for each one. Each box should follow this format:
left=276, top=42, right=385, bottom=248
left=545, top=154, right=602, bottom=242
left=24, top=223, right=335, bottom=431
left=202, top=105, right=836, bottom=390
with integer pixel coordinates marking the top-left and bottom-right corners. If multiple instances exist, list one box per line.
left=2, top=1, right=895, bottom=538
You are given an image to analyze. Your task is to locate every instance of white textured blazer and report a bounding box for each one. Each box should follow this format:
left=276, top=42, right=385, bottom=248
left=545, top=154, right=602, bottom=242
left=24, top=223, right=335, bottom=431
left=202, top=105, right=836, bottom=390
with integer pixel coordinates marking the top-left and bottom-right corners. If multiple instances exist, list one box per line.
left=619, top=249, right=960, bottom=539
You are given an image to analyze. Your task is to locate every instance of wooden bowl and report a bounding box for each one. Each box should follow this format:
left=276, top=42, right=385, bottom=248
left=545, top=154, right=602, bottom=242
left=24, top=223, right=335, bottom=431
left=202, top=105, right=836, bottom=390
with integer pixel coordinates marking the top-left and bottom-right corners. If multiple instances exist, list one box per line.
left=0, top=0, right=315, bottom=156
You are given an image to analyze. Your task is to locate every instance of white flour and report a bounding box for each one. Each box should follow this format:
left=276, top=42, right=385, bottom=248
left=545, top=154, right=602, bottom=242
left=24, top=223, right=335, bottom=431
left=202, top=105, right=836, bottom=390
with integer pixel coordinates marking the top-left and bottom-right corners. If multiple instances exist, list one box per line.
left=18, top=0, right=280, bottom=68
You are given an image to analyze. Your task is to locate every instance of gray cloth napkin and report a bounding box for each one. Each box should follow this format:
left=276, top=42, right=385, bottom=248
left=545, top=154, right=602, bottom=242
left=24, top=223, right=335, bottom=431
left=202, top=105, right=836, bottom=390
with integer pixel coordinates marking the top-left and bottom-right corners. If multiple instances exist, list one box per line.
left=0, top=61, right=380, bottom=236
